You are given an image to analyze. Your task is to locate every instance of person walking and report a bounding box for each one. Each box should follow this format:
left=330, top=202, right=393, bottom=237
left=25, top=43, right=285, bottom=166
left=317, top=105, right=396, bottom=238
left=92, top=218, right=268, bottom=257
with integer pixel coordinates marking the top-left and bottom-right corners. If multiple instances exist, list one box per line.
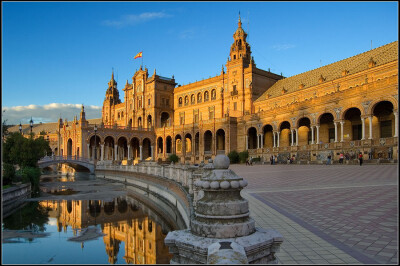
left=359, top=152, right=363, bottom=166
left=339, top=153, right=344, bottom=164
left=327, top=154, right=332, bottom=165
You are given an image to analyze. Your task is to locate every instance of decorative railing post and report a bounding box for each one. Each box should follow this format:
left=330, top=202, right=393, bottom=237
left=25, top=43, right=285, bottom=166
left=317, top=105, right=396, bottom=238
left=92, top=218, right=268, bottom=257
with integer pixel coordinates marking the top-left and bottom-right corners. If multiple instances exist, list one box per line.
left=165, top=155, right=283, bottom=264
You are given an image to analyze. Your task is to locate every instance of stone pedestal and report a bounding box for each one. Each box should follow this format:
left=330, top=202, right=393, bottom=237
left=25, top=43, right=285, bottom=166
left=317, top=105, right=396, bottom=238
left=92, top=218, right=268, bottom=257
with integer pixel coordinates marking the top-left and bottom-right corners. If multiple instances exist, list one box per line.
left=165, top=155, right=283, bottom=264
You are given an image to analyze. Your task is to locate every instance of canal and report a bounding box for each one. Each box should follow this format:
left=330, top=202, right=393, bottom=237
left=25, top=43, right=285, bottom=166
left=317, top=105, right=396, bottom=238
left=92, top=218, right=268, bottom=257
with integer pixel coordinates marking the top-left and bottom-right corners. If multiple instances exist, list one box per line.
left=2, top=172, right=183, bottom=264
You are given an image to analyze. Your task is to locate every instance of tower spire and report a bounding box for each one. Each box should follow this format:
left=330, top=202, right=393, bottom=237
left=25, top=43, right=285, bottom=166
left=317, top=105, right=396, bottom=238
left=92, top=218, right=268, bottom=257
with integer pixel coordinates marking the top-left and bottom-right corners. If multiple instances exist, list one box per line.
left=238, top=11, right=242, bottom=28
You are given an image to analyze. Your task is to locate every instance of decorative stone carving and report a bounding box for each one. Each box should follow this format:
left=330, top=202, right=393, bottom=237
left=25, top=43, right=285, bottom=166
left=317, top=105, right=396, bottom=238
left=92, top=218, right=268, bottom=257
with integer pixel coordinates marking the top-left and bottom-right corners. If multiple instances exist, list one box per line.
left=334, top=107, right=342, bottom=119
left=361, top=100, right=372, bottom=114
left=380, top=138, right=386, bottom=146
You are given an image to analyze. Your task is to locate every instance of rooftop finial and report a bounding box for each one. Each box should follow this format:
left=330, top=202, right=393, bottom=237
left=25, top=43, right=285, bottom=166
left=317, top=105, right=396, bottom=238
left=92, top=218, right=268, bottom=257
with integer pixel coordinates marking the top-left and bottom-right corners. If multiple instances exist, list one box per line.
left=238, top=11, right=242, bottom=27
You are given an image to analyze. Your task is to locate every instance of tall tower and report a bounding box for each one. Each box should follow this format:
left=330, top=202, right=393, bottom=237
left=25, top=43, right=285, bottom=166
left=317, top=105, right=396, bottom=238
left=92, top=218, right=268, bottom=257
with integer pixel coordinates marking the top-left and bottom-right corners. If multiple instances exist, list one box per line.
left=102, top=71, right=121, bottom=126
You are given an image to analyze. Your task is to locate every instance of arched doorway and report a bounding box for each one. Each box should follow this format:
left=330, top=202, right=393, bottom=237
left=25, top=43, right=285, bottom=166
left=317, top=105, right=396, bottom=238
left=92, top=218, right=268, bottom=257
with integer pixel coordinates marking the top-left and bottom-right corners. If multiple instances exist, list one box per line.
left=142, top=138, right=152, bottom=159
left=298, top=117, right=311, bottom=145
left=166, top=136, right=172, bottom=154
left=319, top=113, right=335, bottom=143
left=185, top=133, right=192, bottom=153
left=344, top=108, right=362, bottom=140
left=130, top=137, right=140, bottom=160
left=216, top=129, right=225, bottom=153
left=204, top=130, right=212, bottom=154
left=279, top=121, right=291, bottom=147
left=263, top=124, right=274, bottom=148
left=247, top=127, right=257, bottom=149
left=67, top=139, right=73, bottom=157
left=104, top=136, right=115, bottom=160
left=372, top=101, right=395, bottom=138
left=117, top=137, right=128, bottom=160
left=157, top=137, right=163, bottom=154
left=161, top=112, right=170, bottom=127
left=175, top=135, right=182, bottom=154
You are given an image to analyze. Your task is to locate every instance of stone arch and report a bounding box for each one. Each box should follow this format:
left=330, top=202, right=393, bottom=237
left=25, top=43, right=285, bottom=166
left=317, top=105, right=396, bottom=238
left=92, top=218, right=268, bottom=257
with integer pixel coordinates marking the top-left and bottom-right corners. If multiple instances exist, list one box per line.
left=160, top=112, right=170, bottom=127
left=297, top=117, right=311, bottom=145
left=367, top=97, right=398, bottom=115
left=166, top=136, right=172, bottom=154
left=175, top=134, right=182, bottom=154
left=130, top=137, right=140, bottom=160
left=197, top=92, right=202, bottom=103
left=185, top=133, right=192, bottom=153
left=117, top=136, right=128, bottom=160
left=142, top=138, right=152, bottom=160
left=117, top=198, right=128, bottom=213
left=263, top=124, right=274, bottom=148
left=104, top=201, right=115, bottom=215
left=216, top=129, right=225, bottom=151
left=372, top=101, right=395, bottom=138
left=67, top=138, right=73, bottom=157
left=178, top=97, right=183, bottom=106
left=279, top=121, right=291, bottom=147
left=89, top=200, right=101, bottom=217
left=343, top=107, right=362, bottom=140
left=319, top=113, right=335, bottom=143
left=104, top=136, right=115, bottom=160
left=89, top=135, right=101, bottom=160
left=247, top=127, right=257, bottom=149
left=204, top=130, right=213, bottom=153
left=157, top=137, right=163, bottom=154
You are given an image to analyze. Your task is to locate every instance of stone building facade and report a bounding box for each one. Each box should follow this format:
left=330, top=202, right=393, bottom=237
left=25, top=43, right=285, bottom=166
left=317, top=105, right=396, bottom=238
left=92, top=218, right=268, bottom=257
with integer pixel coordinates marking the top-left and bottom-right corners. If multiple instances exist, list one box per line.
left=26, top=16, right=397, bottom=164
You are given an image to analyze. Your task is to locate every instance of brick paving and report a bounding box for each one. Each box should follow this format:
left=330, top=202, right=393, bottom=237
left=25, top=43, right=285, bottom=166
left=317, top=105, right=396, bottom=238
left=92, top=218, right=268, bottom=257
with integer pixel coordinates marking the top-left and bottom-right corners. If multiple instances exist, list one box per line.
left=230, top=164, right=398, bottom=264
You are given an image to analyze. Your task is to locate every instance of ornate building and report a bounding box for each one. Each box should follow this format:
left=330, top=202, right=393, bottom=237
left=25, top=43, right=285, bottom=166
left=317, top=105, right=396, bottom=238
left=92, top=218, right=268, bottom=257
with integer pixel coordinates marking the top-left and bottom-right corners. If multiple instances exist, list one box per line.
left=19, top=15, right=397, bottom=164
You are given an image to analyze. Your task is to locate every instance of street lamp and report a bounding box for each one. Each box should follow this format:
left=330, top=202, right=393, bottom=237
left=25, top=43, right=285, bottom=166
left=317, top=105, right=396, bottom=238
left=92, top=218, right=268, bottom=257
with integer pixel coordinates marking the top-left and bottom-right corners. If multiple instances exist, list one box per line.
left=30, top=117, right=33, bottom=134
left=19, top=123, right=22, bottom=134
left=94, top=124, right=97, bottom=161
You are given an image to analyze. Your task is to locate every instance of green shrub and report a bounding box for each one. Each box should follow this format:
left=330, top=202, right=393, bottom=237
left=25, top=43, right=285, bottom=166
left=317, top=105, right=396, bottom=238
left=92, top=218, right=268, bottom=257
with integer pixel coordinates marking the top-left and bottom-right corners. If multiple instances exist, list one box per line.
left=168, top=154, right=179, bottom=163
left=20, top=167, right=41, bottom=189
left=2, top=163, right=15, bottom=186
left=252, top=157, right=261, bottom=162
left=238, top=151, right=249, bottom=163
left=228, top=150, right=240, bottom=164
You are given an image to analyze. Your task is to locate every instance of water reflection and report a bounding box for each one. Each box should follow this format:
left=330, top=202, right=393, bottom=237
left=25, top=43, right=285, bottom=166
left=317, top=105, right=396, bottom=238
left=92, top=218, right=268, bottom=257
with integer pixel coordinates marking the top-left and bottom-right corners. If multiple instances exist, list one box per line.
left=3, top=197, right=173, bottom=264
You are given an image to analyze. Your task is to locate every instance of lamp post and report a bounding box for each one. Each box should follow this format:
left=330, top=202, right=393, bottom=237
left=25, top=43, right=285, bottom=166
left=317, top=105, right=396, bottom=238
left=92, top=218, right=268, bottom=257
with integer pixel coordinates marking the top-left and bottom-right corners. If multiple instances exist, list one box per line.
left=94, top=124, right=98, bottom=162
left=19, top=123, right=22, bottom=134
left=30, top=117, right=33, bottom=134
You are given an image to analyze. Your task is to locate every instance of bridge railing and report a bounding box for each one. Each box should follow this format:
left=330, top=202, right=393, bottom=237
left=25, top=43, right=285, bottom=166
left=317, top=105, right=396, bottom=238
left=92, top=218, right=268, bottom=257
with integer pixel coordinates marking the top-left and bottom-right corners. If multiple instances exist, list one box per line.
left=38, top=155, right=92, bottom=163
left=96, top=162, right=205, bottom=196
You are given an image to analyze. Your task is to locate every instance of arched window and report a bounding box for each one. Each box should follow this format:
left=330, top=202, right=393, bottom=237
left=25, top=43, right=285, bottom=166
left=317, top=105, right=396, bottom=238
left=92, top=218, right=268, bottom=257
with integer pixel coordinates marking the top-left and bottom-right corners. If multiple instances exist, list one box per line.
left=191, top=94, right=195, bottom=104
left=211, top=89, right=216, bottom=100
left=184, top=96, right=189, bottom=106
left=197, top=92, right=202, bottom=103
left=204, top=91, right=209, bottom=102
left=178, top=97, right=183, bottom=107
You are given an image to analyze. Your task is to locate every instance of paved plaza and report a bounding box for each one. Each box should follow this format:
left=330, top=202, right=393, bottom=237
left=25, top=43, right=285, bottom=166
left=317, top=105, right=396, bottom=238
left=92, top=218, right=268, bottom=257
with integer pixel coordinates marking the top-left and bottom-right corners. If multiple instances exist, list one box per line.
left=230, top=163, right=398, bottom=264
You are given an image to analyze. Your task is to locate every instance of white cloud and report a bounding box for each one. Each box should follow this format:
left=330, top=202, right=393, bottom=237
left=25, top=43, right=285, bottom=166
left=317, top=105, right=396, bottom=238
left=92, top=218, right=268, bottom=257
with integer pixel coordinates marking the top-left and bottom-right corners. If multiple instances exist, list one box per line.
left=271, top=44, right=296, bottom=51
left=2, top=103, right=102, bottom=125
left=102, top=11, right=172, bottom=27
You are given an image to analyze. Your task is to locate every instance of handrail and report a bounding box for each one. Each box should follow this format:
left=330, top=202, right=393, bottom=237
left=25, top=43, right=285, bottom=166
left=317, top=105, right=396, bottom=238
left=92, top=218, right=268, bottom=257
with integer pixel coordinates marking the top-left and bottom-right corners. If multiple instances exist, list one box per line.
left=38, top=155, right=92, bottom=163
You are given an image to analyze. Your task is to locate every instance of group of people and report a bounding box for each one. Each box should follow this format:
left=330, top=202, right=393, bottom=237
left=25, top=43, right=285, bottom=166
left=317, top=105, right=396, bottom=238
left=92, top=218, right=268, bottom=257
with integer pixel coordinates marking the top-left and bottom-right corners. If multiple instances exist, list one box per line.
left=327, top=152, right=364, bottom=166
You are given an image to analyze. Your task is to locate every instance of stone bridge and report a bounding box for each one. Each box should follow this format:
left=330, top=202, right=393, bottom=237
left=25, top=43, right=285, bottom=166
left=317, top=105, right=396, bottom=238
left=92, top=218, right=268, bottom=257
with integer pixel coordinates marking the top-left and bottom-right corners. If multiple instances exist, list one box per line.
left=38, top=156, right=95, bottom=174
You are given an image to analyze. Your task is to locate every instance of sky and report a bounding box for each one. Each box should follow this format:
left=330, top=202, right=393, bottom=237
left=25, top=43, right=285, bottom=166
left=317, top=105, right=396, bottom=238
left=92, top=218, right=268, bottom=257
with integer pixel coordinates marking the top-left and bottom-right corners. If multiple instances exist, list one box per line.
left=2, top=1, right=398, bottom=125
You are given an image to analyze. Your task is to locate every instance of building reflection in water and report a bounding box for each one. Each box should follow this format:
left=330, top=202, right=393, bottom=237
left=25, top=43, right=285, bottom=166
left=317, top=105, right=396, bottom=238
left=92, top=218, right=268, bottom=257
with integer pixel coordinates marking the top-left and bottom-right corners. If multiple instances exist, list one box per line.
left=40, top=197, right=173, bottom=264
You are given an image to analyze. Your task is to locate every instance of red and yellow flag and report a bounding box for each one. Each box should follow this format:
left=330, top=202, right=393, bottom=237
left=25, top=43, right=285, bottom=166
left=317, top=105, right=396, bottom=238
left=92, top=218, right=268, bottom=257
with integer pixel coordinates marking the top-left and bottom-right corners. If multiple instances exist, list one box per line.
left=134, top=52, right=142, bottom=59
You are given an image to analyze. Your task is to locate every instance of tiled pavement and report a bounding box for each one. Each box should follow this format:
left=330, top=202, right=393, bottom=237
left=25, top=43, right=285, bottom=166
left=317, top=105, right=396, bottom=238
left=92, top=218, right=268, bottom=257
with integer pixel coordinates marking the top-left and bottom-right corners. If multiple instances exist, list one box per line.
left=229, top=164, right=398, bottom=264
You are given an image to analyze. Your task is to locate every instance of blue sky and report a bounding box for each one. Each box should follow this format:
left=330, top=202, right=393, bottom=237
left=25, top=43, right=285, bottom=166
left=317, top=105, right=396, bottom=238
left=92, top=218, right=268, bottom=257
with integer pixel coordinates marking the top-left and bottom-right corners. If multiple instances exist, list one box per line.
left=2, top=1, right=398, bottom=125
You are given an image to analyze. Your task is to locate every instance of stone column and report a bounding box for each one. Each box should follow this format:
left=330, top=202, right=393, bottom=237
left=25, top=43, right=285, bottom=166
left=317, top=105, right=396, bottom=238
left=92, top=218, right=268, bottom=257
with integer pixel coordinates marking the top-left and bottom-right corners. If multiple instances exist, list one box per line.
left=139, top=145, right=143, bottom=161
left=311, top=126, right=315, bottom=144
left=334, top=122, right=338, bottom=142
left=257, top=134, right=260, bottom=149
left=291, top=129, right=294, bottom=146
left=245, top=135, right=248, bottom=150
left=114, top=144, right=118, bottom=160
left=127, top=145, right=131, bottom=160
left=273, top=132, right=276, bottom=148
left=260, top=134, right=264, bottom=149
left=316, top=125, right=320, bottom=144
left=340, top=121, right=344, bottom=142
left=101, top=144, right=104, bottom=161
left=369, top=115, right=373, bottom=139
left=295, top=128, right=299, bottom=146
left=87, top=144, right=90, bottom=159
left=277, top=131, right=280, bottom=148
left=394, top=111, right=398, bottom=137
left=361, top=117, right=366, bottom=140
left=151, top=145, right=154, bottom=160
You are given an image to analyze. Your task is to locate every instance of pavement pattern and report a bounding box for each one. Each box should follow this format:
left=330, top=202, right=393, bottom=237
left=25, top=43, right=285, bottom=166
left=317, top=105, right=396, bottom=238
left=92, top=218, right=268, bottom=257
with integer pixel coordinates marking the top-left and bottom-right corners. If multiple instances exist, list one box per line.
left=229, top=164, right=398, bottom=264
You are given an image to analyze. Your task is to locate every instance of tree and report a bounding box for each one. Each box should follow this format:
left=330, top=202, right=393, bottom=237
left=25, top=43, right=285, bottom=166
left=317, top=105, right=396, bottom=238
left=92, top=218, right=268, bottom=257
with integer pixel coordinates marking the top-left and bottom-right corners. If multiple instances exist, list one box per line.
left=228, top=150, right=240, bottom=164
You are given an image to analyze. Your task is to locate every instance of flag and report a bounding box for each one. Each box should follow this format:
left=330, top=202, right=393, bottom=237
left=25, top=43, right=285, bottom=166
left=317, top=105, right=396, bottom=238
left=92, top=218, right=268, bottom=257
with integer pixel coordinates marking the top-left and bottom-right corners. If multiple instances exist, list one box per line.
left=134, top=52, right=142, bottom=59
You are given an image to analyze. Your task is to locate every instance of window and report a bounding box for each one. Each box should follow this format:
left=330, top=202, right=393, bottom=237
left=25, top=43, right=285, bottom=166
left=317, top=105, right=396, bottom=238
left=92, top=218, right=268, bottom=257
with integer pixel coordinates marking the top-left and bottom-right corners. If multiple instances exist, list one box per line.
left=234, top=102, right=237, bottom=111
left=184, top=96, right=189, bottom=106
left=191, top=94, right=195, bottom=104
left=148, top=99, right=151, bottom=106
left=204, top=91, right=209, bottom=102
left=197, top=93, right=202, bottom=103
left=166, top=99, right=170, bottom=107
left=211, top=89, right=216, bottom=100
left=178, top=97, right=183, bottom=107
